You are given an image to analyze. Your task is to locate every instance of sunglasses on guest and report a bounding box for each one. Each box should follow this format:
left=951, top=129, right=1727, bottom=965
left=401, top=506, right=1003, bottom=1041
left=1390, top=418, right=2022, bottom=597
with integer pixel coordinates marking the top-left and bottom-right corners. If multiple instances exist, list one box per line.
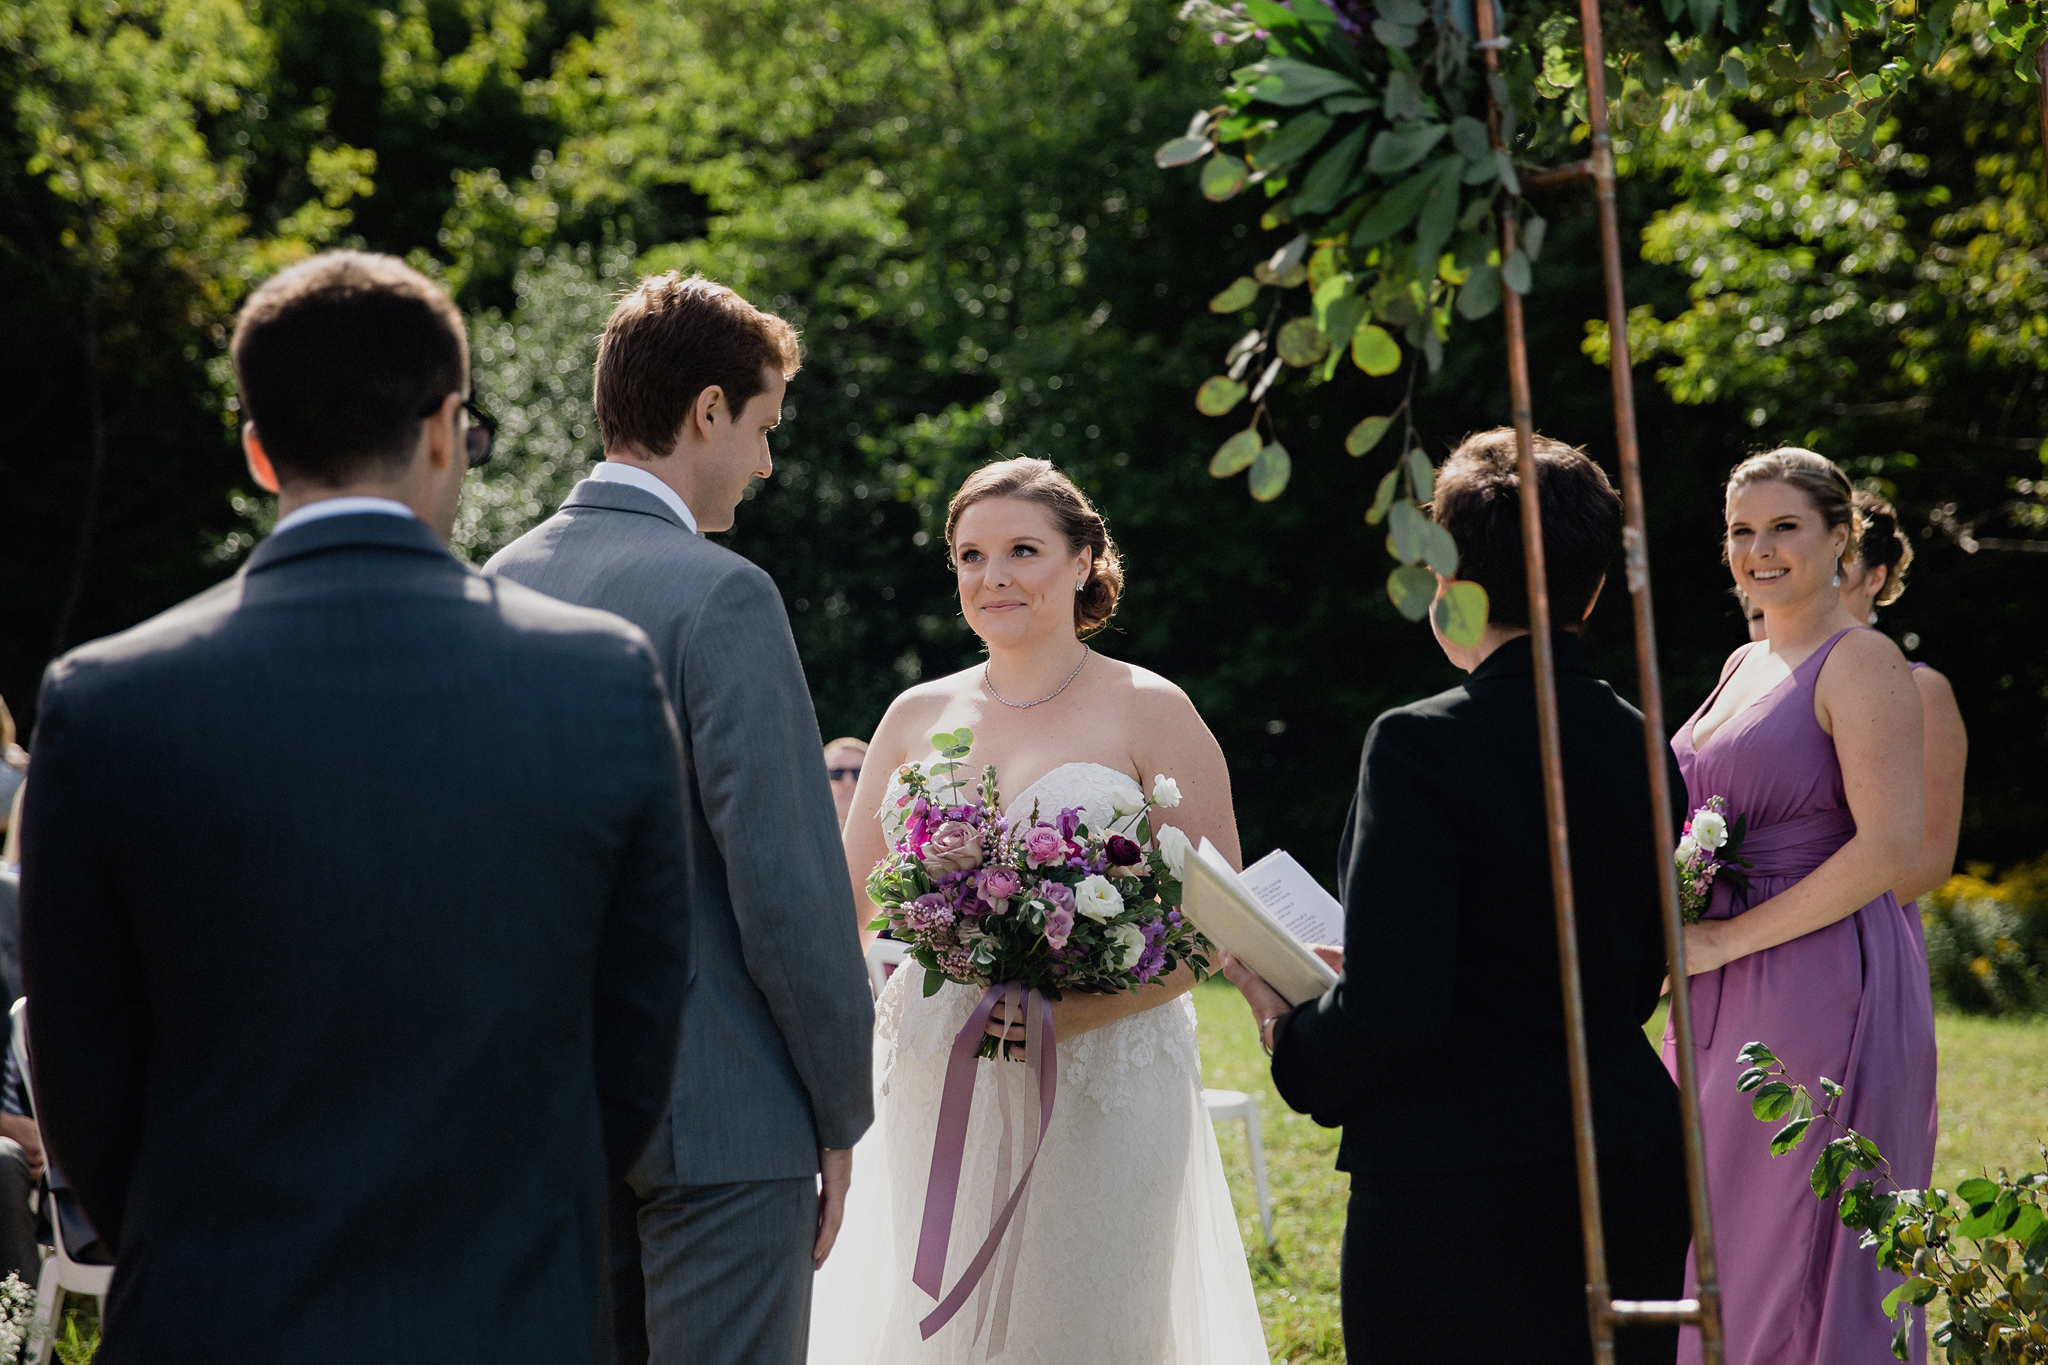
left=418, top=393, right=498, bottom=468
left=828, top=766, right=862, bottom=783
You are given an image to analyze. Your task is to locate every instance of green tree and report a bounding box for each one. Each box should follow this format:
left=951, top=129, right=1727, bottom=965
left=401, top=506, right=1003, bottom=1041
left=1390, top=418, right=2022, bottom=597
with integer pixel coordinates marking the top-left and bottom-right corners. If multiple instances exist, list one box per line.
left=1598, top=20, right=2048, bottom=856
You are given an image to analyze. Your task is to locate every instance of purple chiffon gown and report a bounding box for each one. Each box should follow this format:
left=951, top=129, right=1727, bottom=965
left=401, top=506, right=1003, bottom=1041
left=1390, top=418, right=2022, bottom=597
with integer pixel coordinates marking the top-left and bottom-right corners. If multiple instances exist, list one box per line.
left=1663, top=627, right=1938, bottom=1365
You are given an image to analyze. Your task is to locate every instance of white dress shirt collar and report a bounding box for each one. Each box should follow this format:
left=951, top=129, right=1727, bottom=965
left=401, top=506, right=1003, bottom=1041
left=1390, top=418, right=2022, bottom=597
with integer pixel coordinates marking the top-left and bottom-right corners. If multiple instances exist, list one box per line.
left=587, top=460, right=699, bottom=534
left=272, top=496, right=417, bottom=538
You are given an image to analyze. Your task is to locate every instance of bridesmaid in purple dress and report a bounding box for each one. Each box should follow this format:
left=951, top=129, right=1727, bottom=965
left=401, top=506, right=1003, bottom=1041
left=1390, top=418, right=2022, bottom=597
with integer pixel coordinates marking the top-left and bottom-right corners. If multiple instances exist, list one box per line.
left=1664, top=448, right=1938, bottom=1365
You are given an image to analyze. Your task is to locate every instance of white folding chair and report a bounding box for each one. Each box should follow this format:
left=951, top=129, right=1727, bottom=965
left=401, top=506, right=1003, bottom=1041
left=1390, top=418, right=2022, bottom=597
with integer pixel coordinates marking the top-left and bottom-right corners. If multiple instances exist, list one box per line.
left=1202, top=1087, right=1274, bottom=1248
left=865, top=938, right=908, bottom=997
left=10, top=999, right=112, bottom=1364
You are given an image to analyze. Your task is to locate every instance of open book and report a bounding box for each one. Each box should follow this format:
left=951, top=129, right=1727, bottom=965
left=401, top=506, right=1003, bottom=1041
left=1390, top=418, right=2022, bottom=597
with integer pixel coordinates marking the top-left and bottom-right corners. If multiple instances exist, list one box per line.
left=1181, top=839, right=1343, bottom=1006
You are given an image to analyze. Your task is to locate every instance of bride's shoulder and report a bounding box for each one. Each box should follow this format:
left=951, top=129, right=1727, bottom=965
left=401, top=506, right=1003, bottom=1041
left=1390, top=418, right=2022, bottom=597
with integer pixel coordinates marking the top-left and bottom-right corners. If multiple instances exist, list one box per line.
left=1092, top=656, right=1213, bottom=745
left=866, top=667, right=980, bottom=762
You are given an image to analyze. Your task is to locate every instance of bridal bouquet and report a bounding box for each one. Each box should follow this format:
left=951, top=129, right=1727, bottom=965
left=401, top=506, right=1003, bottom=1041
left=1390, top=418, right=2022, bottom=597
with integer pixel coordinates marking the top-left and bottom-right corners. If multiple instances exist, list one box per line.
left=1676, top=795, right=1753, bottom=924
left=866, top=727, right=1213, bottom=1052
left=870, top=728, right=1215, bottom=1341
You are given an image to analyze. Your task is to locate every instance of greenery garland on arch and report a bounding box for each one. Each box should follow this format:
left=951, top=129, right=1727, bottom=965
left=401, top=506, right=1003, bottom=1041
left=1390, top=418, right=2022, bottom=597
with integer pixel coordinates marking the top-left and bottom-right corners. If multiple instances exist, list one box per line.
left=1158, top=0, right=2047, bottom=640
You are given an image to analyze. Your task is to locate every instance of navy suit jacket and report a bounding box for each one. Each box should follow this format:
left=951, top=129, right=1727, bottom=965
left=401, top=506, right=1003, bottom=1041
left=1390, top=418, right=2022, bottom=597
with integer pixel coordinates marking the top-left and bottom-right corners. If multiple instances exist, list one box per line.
left=20, top=512, right=694, bottom=1362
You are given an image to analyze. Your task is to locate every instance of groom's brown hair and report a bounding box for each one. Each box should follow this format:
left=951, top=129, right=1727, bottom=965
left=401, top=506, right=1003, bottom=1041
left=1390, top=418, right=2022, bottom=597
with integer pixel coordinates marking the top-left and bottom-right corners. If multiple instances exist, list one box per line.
left=593, top=272, right=801, bottom=458
left=1430, top=428, right=1621, bottom=632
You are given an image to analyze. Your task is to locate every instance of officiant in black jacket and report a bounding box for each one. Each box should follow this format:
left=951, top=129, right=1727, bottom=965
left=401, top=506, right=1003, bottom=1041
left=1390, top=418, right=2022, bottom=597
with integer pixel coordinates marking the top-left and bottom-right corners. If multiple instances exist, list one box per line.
left=1223, top=429, right=1689, bottom=1365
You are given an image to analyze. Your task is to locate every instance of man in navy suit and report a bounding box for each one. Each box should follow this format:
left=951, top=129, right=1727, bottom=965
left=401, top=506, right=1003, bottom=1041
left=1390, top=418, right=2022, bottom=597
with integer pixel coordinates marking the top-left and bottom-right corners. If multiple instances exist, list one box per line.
left=19, top=251, right=695, bottom=1362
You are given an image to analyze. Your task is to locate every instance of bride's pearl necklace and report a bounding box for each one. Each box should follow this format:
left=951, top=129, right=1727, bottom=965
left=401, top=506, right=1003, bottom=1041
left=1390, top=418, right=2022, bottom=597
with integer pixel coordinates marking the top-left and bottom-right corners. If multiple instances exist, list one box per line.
left=983, top=646, right=1090, bottom=709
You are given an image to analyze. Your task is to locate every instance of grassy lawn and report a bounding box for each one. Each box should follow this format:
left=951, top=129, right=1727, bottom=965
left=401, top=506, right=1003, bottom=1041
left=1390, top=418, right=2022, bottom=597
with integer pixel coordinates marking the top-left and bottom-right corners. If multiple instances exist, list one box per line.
left=1191, top=979, right=2048, bottom=1365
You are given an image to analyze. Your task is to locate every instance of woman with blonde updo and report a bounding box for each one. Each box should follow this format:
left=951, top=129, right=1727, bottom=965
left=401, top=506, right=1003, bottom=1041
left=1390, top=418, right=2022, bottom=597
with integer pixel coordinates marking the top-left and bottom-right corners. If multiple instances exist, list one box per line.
left=1666, top=449, right=1937, bottom=1365
left=809, top=458, right=1267, bottom=1364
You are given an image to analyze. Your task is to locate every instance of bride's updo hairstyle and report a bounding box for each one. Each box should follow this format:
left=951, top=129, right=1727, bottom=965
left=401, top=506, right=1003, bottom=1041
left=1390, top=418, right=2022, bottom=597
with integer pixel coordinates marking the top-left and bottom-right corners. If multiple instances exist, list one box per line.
left=945, top=457, right=1125, bottom=638
left=1850, top=488, right=1913, bottom=607
left=1722, top=448, right=1858, bottom=571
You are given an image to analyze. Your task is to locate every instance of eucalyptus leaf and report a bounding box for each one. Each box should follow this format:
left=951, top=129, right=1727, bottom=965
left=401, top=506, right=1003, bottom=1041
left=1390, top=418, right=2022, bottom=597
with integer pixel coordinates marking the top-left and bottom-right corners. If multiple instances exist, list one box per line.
left=1201, top=154, right=1250, bottom=202
left=1294, top=126, right=1370, bottom=214
left=1155, top=136, right=1214, bottom=168
left=1721, top=52, right=1751, bottom=90
left=1405, top=448, right=1434, bottom=503
left=1367, top=121, right=1449, bottom=175
left=1449, top=115, right=1492, bottom=161
left=1433, top=578, right=1487, bottom=645
left=1322, top=292, right=1368, bottom=353
left=1348, top=415, right=1394, bottom=458
left=1522, top=214, right=1548, bottom=262
left=1351, top=323, right=1401, bottom=376
left=1386, top=563, right=1436, bottom=619
left=1387, top=497, right=1429, bottom=564
left=1255, top=111, right=1335, bottom=171
left=1350, top=162, right=1441, bottom=247
left=1195, top=376, right=1249, bottom=415
left=1501, top=247, right=1532, bottom=295
left=1365, top=465, right=1399, bottom=521
left=1210, top=276, right=1261, bottom=313
left=1372, top=19, right=1418, bottom=47
left=1249, top=441, right=1292, bottom=501
left=1251, top=57, right=1364, bottom=107
left=1267, top=232, right=1312, bottom=277
left=1382, top=69, right=1425, bottom=122
left=1276, top=316, right=1330, bottom=367
left=1413, top=520, right=1453, bottom=575
left=1456, top=262, right=1501, bottom=319
left=1209, top=427, right=1263, bottom=477
left=1249, top=354, right=1283, bottom=402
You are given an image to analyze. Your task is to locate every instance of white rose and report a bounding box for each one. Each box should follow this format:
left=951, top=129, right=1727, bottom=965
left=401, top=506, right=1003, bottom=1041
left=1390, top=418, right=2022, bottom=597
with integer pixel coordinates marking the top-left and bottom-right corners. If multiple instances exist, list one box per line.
left=1074, top=874, right=1124, bottom=922
left=1691, top=810, right=1728, bottom=853
left=1108, top=922, right=1146, bottom=971
left=1155, top=825, right=1194, bottom=879
left=1151, top=775, right=1182, bottom=808
left=1675, top=834, right=1699, bottom=865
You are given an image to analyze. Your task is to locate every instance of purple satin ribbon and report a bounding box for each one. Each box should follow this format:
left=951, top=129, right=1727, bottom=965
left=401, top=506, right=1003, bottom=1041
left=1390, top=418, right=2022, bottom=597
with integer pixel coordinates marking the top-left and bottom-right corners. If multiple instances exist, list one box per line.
left=913, top=981, right=1058, bottom=1343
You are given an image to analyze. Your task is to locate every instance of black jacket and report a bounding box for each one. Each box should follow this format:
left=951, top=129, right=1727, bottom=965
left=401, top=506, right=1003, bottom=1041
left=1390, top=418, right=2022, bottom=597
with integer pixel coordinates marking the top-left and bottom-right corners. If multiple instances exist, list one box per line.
left=1272, top=633, right=1682, bottom=1175
left=19, top=513, right=693, bottom=1362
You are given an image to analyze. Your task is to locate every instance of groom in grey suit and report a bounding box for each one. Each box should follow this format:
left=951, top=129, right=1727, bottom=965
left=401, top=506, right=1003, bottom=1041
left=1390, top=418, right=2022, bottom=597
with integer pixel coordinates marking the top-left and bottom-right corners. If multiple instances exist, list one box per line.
left=486, top=271, right=874, bottom=1365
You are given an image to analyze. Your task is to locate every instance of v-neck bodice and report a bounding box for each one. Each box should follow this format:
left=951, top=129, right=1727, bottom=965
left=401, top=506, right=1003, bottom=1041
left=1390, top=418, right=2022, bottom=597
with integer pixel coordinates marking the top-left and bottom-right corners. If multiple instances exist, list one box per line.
left=1674, top=629, right=1861, bottom=839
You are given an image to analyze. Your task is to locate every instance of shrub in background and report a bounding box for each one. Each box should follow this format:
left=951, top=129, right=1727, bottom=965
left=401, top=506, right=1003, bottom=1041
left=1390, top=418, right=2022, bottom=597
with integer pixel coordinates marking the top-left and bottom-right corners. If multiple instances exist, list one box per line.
left=1922, top=859, right=2048, bottom=1017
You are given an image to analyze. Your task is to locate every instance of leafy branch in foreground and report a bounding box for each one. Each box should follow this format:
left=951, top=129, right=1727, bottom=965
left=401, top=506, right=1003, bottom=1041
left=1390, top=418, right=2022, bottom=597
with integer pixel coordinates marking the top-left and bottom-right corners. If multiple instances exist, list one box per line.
left=1738, top=1040, right=2048, bottom=1362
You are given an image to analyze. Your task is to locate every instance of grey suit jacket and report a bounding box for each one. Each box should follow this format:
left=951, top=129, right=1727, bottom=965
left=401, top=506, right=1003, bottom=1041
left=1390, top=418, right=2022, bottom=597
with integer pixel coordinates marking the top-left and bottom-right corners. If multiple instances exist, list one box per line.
left=485, top=478, right=874, bottom=1183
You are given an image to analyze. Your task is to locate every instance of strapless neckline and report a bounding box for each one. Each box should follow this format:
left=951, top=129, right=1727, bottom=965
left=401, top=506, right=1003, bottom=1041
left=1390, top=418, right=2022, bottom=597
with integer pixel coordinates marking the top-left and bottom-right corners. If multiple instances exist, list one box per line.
left=1002, top=760, right=1143, bottom=825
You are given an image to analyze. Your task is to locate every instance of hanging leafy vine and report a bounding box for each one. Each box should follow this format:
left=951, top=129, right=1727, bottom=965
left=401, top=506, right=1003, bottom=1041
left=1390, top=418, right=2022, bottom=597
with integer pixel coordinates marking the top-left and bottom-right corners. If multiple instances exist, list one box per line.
left=1159, top=0, right=2047, bottom=635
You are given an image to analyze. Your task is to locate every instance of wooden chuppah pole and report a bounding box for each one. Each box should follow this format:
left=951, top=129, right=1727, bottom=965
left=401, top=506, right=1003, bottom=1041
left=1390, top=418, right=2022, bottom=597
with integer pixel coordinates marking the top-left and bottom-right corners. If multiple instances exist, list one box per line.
left=1472, top=1, right=1726, bottom=1359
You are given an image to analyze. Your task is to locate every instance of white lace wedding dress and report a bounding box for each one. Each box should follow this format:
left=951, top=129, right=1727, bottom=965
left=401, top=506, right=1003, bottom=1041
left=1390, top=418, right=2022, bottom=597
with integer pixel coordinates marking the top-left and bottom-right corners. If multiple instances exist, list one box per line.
left=808, top=761, right=1270, bottom=1365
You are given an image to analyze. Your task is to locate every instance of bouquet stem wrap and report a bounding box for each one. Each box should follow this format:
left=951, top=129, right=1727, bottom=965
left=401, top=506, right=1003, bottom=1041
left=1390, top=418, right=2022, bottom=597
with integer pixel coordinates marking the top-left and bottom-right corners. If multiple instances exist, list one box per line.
left=914, top=982, right=1057, bottom=1343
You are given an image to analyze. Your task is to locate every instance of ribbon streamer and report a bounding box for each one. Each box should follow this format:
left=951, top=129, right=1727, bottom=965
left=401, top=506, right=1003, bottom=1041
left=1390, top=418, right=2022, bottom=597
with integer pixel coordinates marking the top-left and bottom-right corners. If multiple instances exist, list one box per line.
left=913, top=981, right=1059, bottom=1342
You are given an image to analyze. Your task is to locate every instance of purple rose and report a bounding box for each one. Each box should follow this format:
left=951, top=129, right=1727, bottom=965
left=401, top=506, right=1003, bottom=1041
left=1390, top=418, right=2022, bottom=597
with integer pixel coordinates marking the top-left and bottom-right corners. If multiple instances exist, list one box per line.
left=976, top=866, right=1022, bottom=912
left=1044, top=905, right=1076, bottom=949
left=1104, top=835, right=1143, bottom=870
left=921, top=820, right=984, bottom=875
left=1036, top=880, right=1075, bottom=918
left=1024, top=826, right=1065, bottom=869
left=905, top=892, right=954, bottom=933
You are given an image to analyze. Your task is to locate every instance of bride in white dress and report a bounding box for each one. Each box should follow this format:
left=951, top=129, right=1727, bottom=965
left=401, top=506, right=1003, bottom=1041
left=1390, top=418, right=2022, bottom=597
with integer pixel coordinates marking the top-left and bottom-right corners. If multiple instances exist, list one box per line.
left=809, top=458, right=1269, bottom=1365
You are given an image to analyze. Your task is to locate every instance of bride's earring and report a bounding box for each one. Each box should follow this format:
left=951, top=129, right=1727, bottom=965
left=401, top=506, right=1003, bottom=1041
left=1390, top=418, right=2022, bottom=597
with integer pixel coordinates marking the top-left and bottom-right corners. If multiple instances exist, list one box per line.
left=1832, top=563, right=1842, bottom=589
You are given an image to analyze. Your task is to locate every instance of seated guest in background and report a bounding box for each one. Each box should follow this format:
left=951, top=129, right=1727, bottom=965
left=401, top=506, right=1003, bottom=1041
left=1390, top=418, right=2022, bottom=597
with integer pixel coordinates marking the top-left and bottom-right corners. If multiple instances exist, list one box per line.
left=0, top=1017, right=99, bottom=1280
left=0, top=788, right=28, bottom=1287
left=1223, top=429, right=1689, bottom=1365
left=0, top=697, right=25, bottom=844
left=824, top=736, right=867, bottom=829
left=18, top=250, right=697, bottom=1363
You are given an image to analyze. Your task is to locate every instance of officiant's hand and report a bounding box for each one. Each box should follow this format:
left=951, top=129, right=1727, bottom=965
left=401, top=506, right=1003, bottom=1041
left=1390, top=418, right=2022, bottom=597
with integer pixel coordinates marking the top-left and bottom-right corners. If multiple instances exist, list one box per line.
left=813, top=1146, right=852, bottom=1267
left=1309, top=945, right=1343, bottom=973
left=1218, top=951, right=1293, bottom=1053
